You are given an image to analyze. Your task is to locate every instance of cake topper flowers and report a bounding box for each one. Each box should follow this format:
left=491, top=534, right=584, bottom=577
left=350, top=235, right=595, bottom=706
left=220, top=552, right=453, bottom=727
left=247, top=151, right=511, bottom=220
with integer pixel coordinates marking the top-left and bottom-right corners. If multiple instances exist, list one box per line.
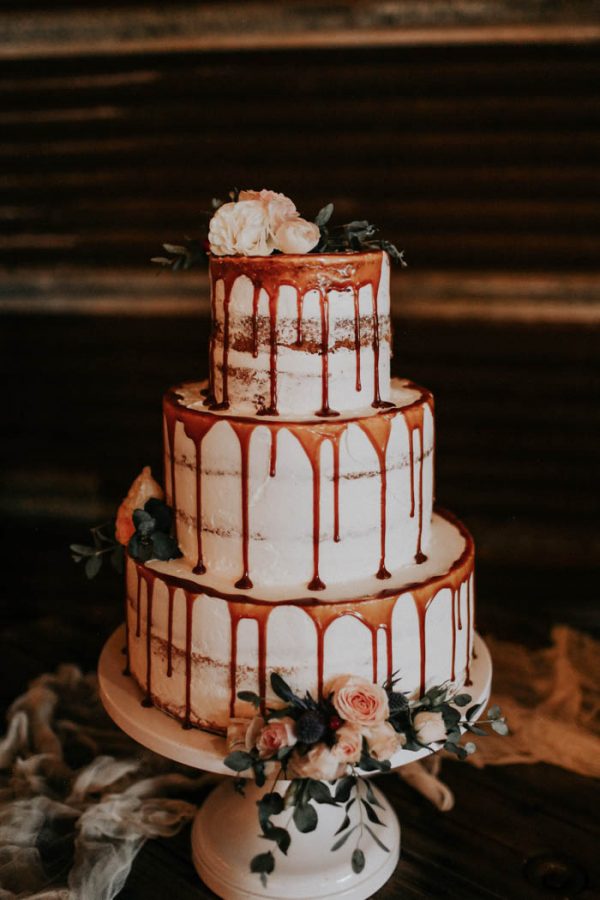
left=152, top=189, right=406, bottom=267
left=224, top=671, right=507, bottom=887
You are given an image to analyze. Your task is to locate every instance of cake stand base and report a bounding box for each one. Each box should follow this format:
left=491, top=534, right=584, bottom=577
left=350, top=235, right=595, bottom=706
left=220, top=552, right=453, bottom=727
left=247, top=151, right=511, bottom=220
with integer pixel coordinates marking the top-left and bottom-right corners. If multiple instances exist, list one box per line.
left=192, top=779, right=399, bottom=900
left=99, top=626, right=491, bottom=900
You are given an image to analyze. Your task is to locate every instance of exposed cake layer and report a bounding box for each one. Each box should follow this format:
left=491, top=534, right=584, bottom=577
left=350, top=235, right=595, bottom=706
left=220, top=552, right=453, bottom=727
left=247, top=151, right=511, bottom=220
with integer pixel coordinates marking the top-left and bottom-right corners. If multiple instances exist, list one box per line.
left=164, top=378, right=434, bottom=592
left=206, top=251, right=391, bottom=416
left=125, top=510, right=475, bottom=733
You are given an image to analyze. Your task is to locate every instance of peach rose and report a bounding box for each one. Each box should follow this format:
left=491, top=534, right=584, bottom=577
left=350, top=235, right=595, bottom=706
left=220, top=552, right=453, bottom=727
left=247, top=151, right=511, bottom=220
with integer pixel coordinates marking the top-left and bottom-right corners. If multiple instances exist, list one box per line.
left=255, top=717, right=297, bottom=760
left=363, top=722, right=403, bottom=761
left=227, top=717, right=251, bottom=751
left=208, top=200, right=272, bottom=257
left=332, top=723, right=363, bottom=764
left=287, top=745, right=346, bottom=781
left=115, top=466, right=164, bottom=545
left=239, top=189, right=299, bottom=235
left=327, top=674, right=389, bottom=727
left=413, top=711, right=447, bottom=745
left=273, top=218, right=320, bottom=255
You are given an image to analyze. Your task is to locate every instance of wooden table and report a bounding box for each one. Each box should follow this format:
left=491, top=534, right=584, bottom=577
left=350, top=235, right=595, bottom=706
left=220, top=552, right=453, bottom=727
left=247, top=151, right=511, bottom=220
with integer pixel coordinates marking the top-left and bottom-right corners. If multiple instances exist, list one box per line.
left=2, top=519, right=598, bottom=900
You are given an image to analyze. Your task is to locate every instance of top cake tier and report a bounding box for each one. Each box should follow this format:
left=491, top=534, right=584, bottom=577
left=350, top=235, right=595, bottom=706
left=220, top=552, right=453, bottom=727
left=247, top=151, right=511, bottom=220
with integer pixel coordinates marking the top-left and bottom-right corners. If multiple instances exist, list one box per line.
left=205, top=251, right=391, bottom=416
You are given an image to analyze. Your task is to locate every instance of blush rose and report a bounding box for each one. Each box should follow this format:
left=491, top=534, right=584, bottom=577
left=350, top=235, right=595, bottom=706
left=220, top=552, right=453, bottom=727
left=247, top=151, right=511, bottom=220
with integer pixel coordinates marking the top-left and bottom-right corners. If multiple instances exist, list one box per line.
left=288, top=745, right=347, bottom=781
left=327, top=674, right=390, bottom=727
left=413, top=711, right=447, bottom=745
left=208, top=200, right=272, bottom=257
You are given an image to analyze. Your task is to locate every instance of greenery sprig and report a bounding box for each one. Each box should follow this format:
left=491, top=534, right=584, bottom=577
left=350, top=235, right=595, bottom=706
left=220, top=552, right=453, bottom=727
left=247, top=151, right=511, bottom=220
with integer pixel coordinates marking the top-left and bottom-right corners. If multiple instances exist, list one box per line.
left=313, top=203, right=407, bottom=265
left=128, top=498, right=181, bottom=563
left=70, top=522, right=124, bottom=580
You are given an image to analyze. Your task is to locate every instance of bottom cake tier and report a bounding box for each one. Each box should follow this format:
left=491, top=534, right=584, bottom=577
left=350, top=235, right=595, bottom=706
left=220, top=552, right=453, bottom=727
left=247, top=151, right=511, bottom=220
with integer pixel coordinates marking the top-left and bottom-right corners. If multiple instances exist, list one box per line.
left=125, top=509, right=475, bottom=733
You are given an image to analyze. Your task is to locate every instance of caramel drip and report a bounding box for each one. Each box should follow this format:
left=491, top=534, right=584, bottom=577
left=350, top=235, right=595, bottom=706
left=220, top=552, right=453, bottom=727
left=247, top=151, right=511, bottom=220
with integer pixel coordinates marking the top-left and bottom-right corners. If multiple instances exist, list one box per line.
left=404, top=399, right=434, bottom=564
left=135, top=576, right=142, bottom=637
left=183, top=590, right=195, bottom=728
left=450, top=588, right=457, bottom=681
left=210, top=253, right=386, bottom=416
left=216, top=288, right=231, bottom=409
left=228, top=601, right=274, bottom=717
left=206, top=270, right=216, bottom=406
left=332, top=437, right=341, bottom=543
left=293, top=423, right=347, bottom=590
left=181, top=417, right=217, bottom=575
left=163, top=400, right=179, bottom=542
left=166, top=584, right=175, bottom=677
left=465, top=577, right=473, bottom=686
left=353, top=286, right=362, bottom=392
left=317, top=290, right=339, bottom=418
left=251, top=283, right=261, bottom=358
left=270, top=429, right=278, bottom=478
left=229, top=421, right=254, bottom=589
left=296, top=292, right=304, bottom=346
left=369, top=260, right=392, bottom=410
left=141, top=570, right=155, bottom=707
left=358, top=414, right=394, bottom=579
left=123, top=594, right=130, bottom=676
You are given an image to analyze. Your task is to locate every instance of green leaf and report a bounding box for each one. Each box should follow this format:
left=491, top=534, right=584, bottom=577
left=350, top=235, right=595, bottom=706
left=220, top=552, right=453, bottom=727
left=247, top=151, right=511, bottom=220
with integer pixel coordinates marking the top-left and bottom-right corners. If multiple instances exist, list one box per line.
left=315, top=203, right=334, bottom=227
left=132, top=508, right=154, bottom=532
left=223, top=750, right=254, bottom=772
left=144, top=497, right=173, bottom=532
left=283, top=780, right=299, bottom=809
left=331, top=824, right=359, bottom=851
left=259, top=792, right=284, bottom=824
left=251, top=850, right=275, bottom=887
left=335, top=776, right=354, bottom=803
left=270, top=672, right=298, bottom=704
left=453, top=693, right=472, bottom=707
left=364, top=779, right=383, bottom=809
left=351, top=848, right=365, bottom=874
left=361, top=799, right=385, bottom=826
left=365, top=824, right=390, bottom=853
left=464, top=741, right=477, bottom=755
left=491, top=720, right=509, bottom=736
left=253, top=759, right=266, bottom=787
left=465, top=723, right=487, bottom=736
left=85, top=554, right=102, bottom=580
left=334, top=813, right=351, bottom=835
left=307, top=780, right=336, bottom=804
left=487, top=704, right=502, bottom=720
left=237, top=690, right=261, bottom=708
left=466, top=702, right=484, bottom=721
left=163, top=242, right=187, bottom=255
left=151, top=531, right=182, bottom=561
left=262, top=824, right=291, bottom=855
left=70, top=544, right=96, bottom=557
left=293, top=801, right=318, bottom=833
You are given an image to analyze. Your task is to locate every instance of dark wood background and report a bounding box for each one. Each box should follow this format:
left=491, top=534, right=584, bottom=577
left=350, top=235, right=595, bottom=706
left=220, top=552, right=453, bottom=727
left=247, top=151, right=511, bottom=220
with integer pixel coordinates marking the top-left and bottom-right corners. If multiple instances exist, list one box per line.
left=1, top=4, right=599, bottom=898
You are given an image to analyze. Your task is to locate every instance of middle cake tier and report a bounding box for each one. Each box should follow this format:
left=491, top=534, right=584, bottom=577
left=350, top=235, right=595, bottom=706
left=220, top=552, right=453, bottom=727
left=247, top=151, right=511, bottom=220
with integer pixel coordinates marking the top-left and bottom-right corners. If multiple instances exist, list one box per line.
left=164, top=377, right=434, bottom=592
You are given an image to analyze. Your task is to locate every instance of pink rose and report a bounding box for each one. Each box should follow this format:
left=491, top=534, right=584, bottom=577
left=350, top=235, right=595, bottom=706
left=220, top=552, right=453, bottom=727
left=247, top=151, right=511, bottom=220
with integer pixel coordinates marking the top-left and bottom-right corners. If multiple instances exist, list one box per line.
left=413, top=711, right=447, bottom=745
left=273, top=218, right=320, bottom=254
left=332, top=723, right=363, bottom=764
left=255, top=717, right=297, bottom=760
left=363, top=722, right=403, bottom=761
left=115, top=466, right=164, bottom=545
left=208, top=200, right=272, bottom=256
left=287, top=745, right=347, bottom=781
left=327, top=674, right=389, bottom=727
left=239, top=189, right=299, bottom=235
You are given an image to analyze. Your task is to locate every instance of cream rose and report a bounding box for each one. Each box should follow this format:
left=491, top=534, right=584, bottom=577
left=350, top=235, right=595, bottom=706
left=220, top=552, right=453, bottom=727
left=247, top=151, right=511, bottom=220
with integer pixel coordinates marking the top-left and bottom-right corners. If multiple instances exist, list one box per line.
left=287, top=745, right=346, bottom=781
left=115, top=466, right=164, bottom=545
left=413, top=711, right=447, bottom=745
left=363, top=722, right=403, bottom=761
left=239, top=189, right=299, bottom=234
left=226, top=717, right=251, bottom=752
left=273, top=217, right=320, bottom=255
left=208, top=200, right=272, bottom=257
left=327, top=674, right=389, bottom=727
left=255, top=717, right=297, bottom=760
left=332, top=723, right=362, bottom=764
left=244, top=715, right=265, bottom=751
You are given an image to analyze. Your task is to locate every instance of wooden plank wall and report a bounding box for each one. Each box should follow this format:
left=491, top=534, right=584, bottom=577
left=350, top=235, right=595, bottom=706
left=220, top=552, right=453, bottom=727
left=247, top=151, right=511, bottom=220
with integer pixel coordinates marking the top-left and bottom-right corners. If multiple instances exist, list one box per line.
left=1, top=7, right=599, bottom=576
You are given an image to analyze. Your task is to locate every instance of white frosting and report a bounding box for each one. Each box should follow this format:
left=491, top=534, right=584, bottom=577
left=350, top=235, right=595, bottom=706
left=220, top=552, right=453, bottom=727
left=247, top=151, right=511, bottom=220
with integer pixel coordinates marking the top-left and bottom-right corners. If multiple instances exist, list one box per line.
left=127, top=511, right=474, bottom=732
left=165, top=378, right=434, bottom=590
left=210, top=254, right=391, bottom=415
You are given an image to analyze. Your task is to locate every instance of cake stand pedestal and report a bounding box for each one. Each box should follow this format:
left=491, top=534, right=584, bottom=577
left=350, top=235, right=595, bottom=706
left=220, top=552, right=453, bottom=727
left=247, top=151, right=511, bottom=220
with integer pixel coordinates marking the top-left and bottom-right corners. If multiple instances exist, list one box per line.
left=99, top=626, right=492, bottom=900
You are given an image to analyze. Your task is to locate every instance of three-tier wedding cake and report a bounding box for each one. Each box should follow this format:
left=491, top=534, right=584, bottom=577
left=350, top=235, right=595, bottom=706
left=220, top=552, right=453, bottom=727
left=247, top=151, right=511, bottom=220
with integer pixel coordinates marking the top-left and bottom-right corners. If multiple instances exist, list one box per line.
left=122, top=192, right=475, bottom=736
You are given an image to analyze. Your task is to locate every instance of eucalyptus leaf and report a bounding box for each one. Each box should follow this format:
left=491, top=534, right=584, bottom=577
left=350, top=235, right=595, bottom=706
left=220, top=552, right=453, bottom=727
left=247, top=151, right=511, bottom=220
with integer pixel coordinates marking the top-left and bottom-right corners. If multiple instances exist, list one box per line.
left=464, top=741, right=477, bottom=755
left=250, top=851, right=274, bottom=887
left=334, top=814, right=351, bottom=835
left=361, top=799, right=385, bottom=826
left=259, top=792, right=284, bottom=821
left=223, top=750, right=254, bottom=772
left=330, top=824, right=359, bottom=851
left=364, top=779, right=384, bottom=809
left=365, top=824, right=390, bottom=853
left=262, top=823, right=291, bottom=854
left=465, top=723, right=487, bottom=736
left=70, top=544, right=96, bottom=557
left=351, top=848, right=365, bottom=874
left=466, top=702, right=484, bottom=721
left=315, top=203, right=334, bottom=226
left=293, top=802, right=318, bottom=834
left=270, top=672, right=297, bottom=704
left=487, top=704, right=502, bottom=720
left=237, top=690, right=261, bottom=708
left=491, top=720, right=509, bottom=736
left=308, top=780, right=335, bottom=804
left=144, top=497, right=173, bottom=532
left=452, top=693, right=472, bottom=707
left=334, top=775, right=354, bottom=803
left=85, top=554, right=102, bottom=579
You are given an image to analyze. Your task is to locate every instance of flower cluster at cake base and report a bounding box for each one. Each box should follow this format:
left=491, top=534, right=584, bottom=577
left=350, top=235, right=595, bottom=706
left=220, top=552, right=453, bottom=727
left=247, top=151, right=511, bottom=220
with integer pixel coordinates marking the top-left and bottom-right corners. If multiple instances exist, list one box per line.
left=224, top=672, right=507, bottom=886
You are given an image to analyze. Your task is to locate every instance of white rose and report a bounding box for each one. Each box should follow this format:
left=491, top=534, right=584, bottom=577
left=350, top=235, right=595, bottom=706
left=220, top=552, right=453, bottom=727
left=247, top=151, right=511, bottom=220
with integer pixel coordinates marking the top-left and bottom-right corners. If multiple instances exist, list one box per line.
left=363, top=722, right=403, bottom=761
left=413, top=711, right=447, bottom=745
left=239, top=189, right=299, bottom=235
left=208, top=200, right=272, bottom=257
left=287, top=745, right=346, bottom=781
left=273, top=218, right=320, bottom=255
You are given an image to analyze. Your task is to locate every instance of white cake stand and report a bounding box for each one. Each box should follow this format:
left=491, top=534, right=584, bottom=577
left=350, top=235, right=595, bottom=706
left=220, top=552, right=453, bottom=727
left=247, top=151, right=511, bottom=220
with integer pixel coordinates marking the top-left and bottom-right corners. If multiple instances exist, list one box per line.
left=99, top=625, right=492, bottom=900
